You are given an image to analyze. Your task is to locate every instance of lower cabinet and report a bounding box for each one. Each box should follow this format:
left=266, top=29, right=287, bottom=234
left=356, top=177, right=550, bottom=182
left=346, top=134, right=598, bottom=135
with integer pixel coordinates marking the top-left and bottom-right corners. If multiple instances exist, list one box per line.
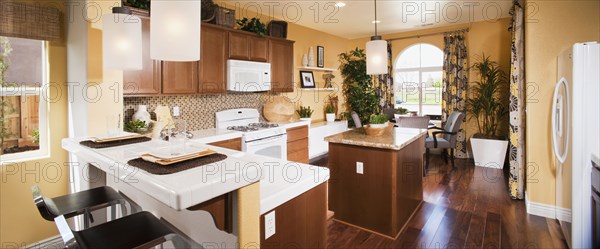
left=260, top=183, right=327, bottom=249
left=286, top=125, right=309, bottom=163
left=208, top=138, right=242, bottom=151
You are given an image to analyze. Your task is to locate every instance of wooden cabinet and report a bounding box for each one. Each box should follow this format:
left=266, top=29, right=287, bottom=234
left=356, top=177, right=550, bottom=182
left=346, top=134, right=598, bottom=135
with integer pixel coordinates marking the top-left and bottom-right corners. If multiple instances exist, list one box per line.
left=209, top=138, right=242, bottom=151
left=269, top=39, right=294, bottom=93
left=261, top=183, right=327, bottom=249
left=228, top=32, right=268, bottom=62
left=161, top=61, right=199, bottom=94
left=287, top=125, right=309, bottom=163
left=199, top=24, right=228, bottom=94
left=123, top=12, right=161, bottom=95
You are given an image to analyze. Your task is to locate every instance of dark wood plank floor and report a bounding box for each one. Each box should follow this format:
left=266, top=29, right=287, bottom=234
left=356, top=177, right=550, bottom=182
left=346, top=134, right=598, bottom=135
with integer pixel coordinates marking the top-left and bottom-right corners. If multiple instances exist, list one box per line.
left=312, top=154, right=568, bottom=249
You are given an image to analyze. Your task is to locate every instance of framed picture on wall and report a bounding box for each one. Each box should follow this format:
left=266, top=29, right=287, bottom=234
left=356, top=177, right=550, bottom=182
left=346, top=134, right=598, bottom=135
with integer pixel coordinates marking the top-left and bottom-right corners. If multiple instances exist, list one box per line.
left=300, top=71, right=316, bottom=88
left=317, top=46, right=324, bottom=68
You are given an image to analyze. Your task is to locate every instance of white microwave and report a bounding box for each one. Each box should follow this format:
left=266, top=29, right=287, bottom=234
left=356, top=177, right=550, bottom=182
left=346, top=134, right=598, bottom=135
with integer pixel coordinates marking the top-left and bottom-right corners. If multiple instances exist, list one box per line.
left=227, top=60, right=271, bottom=92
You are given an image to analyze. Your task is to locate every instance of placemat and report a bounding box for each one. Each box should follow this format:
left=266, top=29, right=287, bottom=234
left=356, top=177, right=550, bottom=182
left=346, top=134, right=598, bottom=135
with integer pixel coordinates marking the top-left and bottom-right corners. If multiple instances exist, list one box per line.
left=80, top=137, right=152, bottom=149
left=127, top=153, right=228, bottom=175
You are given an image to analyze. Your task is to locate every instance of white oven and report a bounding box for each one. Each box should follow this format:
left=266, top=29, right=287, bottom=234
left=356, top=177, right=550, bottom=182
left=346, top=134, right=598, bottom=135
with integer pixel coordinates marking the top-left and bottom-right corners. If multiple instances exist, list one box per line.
left=243, top=134, right=287, bottom=160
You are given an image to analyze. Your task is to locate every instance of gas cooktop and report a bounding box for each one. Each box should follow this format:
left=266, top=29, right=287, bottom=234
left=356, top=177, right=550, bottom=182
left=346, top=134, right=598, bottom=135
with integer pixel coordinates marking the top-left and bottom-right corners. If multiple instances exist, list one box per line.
left=226, top=123, right=279, bottom=132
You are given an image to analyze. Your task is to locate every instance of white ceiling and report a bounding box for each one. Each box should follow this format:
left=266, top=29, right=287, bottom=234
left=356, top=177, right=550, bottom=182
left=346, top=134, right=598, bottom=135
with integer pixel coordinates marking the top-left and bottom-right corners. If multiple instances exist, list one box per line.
left=221, top=0, right=513, bottom=39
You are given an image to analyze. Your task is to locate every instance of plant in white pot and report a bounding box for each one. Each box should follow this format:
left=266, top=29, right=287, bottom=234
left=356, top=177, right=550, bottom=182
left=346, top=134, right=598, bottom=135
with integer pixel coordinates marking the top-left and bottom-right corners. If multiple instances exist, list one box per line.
left=296, top=106, right=314, bottom=122
left=363, top=114, right=392, bottom=136
left=394, top=107, right=409, bottom=120
left=325, top=103, right=335, bottom=122
left=466, top=55, right=509, bottom=169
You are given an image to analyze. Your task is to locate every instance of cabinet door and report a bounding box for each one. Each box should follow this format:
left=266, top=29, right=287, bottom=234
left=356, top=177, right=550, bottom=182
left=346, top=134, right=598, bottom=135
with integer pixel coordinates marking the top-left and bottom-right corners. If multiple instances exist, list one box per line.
left=269, top=39, right=294, bottom=93
left=248, top=36, right=268, bottom=62
left=123, top=15, right=161, bottom=95
left=228, top=32, right=249, bottom=60
left=199, top=25, right=228, bottom=94
left=162, top=61, right=199, bottom=94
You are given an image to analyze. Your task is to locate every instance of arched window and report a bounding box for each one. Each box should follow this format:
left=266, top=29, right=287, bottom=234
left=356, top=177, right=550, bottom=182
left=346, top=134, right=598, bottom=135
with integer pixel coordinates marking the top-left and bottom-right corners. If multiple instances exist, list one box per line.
left=394, top=43, right=443, bottom=116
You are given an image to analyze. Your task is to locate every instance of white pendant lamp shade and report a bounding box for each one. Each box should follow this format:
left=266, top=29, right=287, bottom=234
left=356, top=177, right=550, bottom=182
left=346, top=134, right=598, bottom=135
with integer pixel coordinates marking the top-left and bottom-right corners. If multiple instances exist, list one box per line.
left=366, top=39, right=388, bottom=75
left=151, top=0, right=201, bottom=61
left=102, top=10, right=142, bottom=70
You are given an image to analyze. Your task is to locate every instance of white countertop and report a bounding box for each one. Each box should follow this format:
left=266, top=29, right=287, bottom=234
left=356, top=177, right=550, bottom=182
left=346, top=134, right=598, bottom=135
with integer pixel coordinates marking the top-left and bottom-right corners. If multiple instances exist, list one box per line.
left=273, top=120, right=311, bottom=129
left=189, top=128, right=242, bottom=144
left=62, top=137, right=329, bottom=213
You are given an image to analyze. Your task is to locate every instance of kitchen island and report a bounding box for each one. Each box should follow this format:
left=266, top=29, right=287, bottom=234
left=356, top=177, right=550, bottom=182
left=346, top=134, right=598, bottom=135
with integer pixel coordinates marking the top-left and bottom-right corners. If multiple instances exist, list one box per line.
left=325, top=127, right=427, bottom=238
left=62, top=137, right=329, bottom=248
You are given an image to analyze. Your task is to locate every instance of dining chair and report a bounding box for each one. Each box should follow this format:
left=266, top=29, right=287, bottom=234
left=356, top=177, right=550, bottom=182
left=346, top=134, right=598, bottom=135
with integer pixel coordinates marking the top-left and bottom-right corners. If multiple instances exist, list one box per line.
left=351, top=111, right=362, bottom=128
left=425, top=112, right=465, bottom=175
left=32, top=185, right=129, bottom=229
left=396, top=116, right=430, bottom=129
left=382, top=108, right=395, bottom=122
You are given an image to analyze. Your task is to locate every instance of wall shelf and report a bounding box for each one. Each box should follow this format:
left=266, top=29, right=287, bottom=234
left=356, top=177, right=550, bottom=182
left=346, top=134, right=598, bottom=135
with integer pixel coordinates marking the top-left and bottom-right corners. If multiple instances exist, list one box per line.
left=300, top=88, right=338, bottom=91
left=297, top=66, right=337, bottom=72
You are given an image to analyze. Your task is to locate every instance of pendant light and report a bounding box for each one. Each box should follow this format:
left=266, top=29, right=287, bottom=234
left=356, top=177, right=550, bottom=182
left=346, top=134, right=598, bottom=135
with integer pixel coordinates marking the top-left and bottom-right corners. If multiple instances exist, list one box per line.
left=365, top=0, right=388, bottom=75
left=150, top=0, right=201, bottom=61
left=102, top=6, right=142, bottom=70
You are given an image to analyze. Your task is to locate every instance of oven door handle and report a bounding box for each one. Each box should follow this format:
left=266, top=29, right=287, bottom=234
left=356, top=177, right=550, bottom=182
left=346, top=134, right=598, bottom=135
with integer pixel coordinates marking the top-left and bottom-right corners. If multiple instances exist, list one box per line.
left=245, top=134, right=286, bottom=146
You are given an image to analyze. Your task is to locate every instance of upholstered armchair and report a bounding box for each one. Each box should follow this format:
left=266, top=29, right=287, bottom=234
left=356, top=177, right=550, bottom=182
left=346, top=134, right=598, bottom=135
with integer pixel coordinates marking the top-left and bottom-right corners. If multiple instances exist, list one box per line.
left=425, top=112, right=465, bottom=174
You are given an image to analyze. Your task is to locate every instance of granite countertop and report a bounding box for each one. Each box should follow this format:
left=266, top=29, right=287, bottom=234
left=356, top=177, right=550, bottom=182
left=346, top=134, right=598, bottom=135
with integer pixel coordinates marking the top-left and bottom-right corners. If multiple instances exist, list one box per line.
left=324, top=127, right=427, bottom=150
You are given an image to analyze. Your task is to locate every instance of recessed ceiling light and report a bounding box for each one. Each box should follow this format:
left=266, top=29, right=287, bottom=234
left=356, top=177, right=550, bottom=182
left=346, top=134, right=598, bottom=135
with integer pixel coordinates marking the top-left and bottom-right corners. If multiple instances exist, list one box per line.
left=335, top=2, right=346, bottom=7
left=372, top=20, right=381, bottom=24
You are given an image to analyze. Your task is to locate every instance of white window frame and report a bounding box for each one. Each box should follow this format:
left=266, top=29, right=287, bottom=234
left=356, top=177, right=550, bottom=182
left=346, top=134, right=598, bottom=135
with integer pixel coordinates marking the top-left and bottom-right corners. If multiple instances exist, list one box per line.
left=394, top=43, right=443, bottom=116
left=0, top=41, right=49, bottom=164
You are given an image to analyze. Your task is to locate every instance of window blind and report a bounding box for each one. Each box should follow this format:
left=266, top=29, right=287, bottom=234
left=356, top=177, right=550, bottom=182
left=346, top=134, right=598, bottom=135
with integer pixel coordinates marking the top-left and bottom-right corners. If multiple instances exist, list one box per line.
left=0, top=1, right=62, bottom=41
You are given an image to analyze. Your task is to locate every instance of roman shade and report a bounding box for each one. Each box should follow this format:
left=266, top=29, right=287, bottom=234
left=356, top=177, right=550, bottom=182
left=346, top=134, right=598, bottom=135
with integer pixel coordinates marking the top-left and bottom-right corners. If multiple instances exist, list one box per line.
left=0, top=0, right=62, bottom=41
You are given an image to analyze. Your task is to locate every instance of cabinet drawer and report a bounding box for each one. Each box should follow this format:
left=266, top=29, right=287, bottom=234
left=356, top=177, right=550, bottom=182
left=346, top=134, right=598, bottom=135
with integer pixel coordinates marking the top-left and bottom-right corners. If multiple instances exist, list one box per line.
left=287, top=125, right=308, bottom=142
left=209, top=138, right=242, bottom=151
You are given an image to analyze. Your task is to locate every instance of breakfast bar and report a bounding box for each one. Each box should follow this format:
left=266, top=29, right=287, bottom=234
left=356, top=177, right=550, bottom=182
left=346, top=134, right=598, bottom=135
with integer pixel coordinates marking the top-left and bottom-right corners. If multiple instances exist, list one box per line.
left=325, top=127, right=427, bottom=238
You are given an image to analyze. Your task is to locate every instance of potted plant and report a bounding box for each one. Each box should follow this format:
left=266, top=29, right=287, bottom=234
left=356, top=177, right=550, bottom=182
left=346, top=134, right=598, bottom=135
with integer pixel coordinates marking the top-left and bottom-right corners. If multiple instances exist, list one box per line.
left=364, top=114, right=391, bottom=136
left=236, top=17, right=268, bottom=37
left=296, top=106, right=314, bottom=122
left=394, top=107, right=408, bottom=119
left=325, top=103, right=335, bottom=122
left=466, top=55, right=509, bottom=169
left=338, top=48, right=378, bottom=127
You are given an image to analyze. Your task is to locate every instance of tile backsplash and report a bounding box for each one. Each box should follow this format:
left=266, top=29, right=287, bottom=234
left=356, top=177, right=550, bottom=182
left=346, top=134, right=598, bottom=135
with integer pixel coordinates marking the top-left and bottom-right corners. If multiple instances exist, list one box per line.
left=124, top=93, right=266, bottom=131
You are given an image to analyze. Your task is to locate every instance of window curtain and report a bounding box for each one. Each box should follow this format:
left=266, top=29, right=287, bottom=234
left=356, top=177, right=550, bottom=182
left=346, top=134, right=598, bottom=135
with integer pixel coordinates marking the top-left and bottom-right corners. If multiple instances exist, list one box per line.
left=375, top=42, right=394, bottom=111
left=442, top=31, right=468, bottom=158
left=508, top=0, right=525, bottom=200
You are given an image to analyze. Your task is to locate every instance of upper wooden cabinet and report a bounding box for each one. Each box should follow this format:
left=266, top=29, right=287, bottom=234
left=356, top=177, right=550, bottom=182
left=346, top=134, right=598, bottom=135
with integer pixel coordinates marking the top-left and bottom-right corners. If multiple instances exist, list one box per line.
left=123, top=13, right=161, bottom=96
left=161, top=61, right=199, bottom=94
left=269, top=39, right=295, bottom=93
left=228, top=32, right=268, bottom=62
left=199, top=24, right=228, bottom=94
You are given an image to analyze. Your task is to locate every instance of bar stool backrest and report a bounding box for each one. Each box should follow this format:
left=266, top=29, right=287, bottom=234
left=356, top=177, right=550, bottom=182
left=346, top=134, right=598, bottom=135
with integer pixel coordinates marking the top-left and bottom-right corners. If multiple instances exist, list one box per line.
left=31, top=185, right=61, bottom=221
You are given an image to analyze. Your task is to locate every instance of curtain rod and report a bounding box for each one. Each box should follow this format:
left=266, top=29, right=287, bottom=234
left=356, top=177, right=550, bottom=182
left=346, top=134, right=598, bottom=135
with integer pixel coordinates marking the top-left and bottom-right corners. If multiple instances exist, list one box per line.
left=386, top=28, right=469, bottom=42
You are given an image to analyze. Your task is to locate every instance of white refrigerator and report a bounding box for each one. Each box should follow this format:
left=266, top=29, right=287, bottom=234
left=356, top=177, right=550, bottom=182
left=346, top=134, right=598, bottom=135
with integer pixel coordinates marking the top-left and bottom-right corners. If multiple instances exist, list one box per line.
left=553, top=42, right=599, bottom=248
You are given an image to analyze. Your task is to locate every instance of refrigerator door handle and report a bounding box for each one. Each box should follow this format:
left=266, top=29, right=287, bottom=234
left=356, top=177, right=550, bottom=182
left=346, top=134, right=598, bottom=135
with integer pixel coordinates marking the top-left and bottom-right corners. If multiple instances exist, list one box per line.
left=552, top=77, right=570, bottom=164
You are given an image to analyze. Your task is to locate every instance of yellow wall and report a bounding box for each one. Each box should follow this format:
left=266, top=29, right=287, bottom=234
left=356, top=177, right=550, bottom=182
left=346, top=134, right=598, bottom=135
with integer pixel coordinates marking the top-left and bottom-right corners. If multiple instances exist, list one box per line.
left=349, top=18, right=512, bottom=153
left=524, top=0, right=600, bottom=205
left=0, top=2, right=69, bottom=247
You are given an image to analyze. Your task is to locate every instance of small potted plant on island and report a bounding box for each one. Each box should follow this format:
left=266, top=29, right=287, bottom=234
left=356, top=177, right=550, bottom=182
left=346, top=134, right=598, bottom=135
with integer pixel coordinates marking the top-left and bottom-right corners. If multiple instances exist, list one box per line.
left=467, top=55, right=509, bottom=169
left=363, top=114, right=392, bottom=136
left=325, top=103, right=335, bottom=122
left=296, top=106, right=314, bottom=122
left=394, top=107, right=409, bottom=119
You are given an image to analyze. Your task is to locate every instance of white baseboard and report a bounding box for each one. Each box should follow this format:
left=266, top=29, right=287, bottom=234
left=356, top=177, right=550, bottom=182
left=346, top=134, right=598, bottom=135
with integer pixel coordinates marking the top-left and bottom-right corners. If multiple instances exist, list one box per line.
left=525, top=192, right=556, bottom=219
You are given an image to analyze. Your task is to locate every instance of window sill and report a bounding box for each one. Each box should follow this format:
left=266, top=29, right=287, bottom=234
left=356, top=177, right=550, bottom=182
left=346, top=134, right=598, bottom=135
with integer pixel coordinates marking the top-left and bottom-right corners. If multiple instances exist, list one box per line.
left=0, top=150, right=50, bottom=164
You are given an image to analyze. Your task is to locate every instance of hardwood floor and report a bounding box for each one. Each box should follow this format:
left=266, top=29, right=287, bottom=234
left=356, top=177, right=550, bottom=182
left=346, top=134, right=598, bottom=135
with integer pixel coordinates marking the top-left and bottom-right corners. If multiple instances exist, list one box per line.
left=312, top=155, right=568, bottom=249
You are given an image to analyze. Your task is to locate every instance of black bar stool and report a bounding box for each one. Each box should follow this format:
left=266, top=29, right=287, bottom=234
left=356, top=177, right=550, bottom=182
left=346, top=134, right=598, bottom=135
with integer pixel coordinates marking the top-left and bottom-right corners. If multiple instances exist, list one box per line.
left=54, top=211, right=196, bottom=249
left=32, top=185, right=129, bottom=229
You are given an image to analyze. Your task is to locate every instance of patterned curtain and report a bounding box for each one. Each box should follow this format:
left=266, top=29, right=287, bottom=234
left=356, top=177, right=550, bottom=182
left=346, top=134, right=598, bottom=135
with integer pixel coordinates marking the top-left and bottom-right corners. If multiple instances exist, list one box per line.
left=441, top=31, right=468, bottom=158
left=375, top=42, right=394, bottom=111
left=508, top=0, right=525, bottom=200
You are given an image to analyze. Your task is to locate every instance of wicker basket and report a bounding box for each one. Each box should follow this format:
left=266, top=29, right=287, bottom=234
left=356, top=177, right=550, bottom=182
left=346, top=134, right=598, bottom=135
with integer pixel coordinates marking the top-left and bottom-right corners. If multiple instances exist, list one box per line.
left=214, top=6, right=235, bottom=28
left=363, top=122, right=393, bottom=136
